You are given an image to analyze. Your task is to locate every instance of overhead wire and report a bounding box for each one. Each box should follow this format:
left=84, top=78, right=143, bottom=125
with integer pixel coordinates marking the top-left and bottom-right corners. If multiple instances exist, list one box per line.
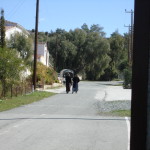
left=6, top=0, right=26, bottom=20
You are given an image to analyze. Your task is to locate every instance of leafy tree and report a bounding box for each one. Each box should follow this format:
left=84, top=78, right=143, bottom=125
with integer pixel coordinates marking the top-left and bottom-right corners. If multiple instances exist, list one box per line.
left=69, top=29, right=87, bottom=73
left=47, top=33, right=64, bottom=71
left=7, top=33, right=33, bottom=66
left=102, top=31, right=125, bottom=80
left=0, top=9, right=6, bottom=48
left=84, top=32, right=110, bottom=80
left=61, top=40, right=77, bottom=70
left=90, top=24, right=106, bottom=37
left=0, top=47, right=24, bottom=97
left=81, top=23, right=89, bottom=33
left=47, top=24, right=110, bottom=80
left=47, top=29, right=77, bottom=72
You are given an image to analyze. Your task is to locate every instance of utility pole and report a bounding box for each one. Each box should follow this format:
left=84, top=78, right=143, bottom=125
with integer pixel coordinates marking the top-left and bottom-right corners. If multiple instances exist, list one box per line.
left=125, top=9, right=134, bottom=65
left=124, top=24, right=132, bottom=64
left=33, top=0, right=39, bottom=90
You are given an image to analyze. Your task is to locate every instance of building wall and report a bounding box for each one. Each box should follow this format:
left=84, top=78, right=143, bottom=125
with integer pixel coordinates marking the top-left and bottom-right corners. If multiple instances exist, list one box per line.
left=5, top=21, right=50, bottom=68
left=37, top=43, right=49, bottom=67
left=5, top=26, right=23, bottom=39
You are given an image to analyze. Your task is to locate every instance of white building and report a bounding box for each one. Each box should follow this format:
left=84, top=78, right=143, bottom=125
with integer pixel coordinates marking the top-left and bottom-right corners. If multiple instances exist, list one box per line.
left=4, top=20, right=50, bottom=79
left=37, top=42, right=50, bottom=67
left=5, top=20, right=50, bottom=67
left=5, top=20, right=29, bottom=39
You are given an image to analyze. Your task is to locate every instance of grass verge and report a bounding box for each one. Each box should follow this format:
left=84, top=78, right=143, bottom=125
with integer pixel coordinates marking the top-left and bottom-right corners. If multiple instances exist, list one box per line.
left=110, top=110, right=131, bottom=117
left=0, top=91, right=55, bottom=112
left=98, top=110, right=131, bottom=117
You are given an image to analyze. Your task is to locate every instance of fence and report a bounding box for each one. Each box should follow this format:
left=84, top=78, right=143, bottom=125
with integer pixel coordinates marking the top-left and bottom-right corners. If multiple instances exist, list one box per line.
left=0, top=82, right=33, bottom=99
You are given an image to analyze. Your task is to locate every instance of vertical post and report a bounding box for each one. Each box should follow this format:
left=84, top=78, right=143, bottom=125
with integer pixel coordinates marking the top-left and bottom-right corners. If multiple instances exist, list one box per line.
left=130, top=0, right=150, bottom=149
left=125, top=9, right=134, bottom=64
left=130, top=10, right=134, bottom=63
left=128, top=27, right=131, bottom=64
left=124, top=25, right=131, bottom=64
left=33, top=0, right=39, bottom=90
left=11, top=85, right=13, bottom=98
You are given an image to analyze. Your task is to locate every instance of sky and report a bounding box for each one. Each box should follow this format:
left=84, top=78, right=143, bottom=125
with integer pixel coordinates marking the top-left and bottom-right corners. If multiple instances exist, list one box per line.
left=1, top=0, right=134, bottom=37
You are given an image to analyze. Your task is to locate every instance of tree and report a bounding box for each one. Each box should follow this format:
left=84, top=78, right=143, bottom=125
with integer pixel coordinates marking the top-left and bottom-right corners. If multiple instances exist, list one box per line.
left=102, top=31, right=125, bottom=80
left=81, top=23, right=89, bottom=33
left=0, top=9, right=6, bottom=48
left=61, top=40, right=77, bottom=70
left=0, top=47, right=24, bottom=97
left=69, top=29, right=87, bottom=73
left=84, top=32, right=110, bottom=80
left=47, top=29, right=77, bottom=72
left=90, top=24, right=106, bottom=37
left=47, top=33, right=65, bottom=71
left=7, top=32, right=33, bottom=66
left=47, top=24, right=110, bottom=80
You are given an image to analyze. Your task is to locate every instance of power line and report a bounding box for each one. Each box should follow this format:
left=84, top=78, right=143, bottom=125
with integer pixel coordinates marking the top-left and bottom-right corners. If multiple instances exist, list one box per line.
left=6, top=0, right=26, bottom=20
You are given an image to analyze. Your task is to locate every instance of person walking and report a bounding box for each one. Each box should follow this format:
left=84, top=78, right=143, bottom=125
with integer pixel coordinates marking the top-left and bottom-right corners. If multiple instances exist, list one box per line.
left=65, top=73, right=72, bottom=93
left=72, top=74, right=80, bottom=93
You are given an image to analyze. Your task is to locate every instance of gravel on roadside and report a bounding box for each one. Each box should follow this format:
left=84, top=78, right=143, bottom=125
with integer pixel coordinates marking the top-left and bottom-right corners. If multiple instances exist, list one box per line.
left=96, top=100, right=131, bottom=112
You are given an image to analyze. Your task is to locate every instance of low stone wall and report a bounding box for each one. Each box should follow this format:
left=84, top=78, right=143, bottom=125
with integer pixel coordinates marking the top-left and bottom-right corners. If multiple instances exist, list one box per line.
left=44, top=83, right=63, bottom=89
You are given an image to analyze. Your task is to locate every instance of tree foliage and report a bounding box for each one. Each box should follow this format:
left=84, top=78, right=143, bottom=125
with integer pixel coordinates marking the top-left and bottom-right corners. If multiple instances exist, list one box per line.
left=47, top=24, right=110, bottom=80
left=85, top=32, right=110, bottom=80
left=37, top=62, right=58, bottom=85
left=0, top=47, right=24, bottom=96
left=101, top=31, right=126, bottom=80
left=7, top=33, right=33, bottom=66
left=39, top=24, right=130, bottom=81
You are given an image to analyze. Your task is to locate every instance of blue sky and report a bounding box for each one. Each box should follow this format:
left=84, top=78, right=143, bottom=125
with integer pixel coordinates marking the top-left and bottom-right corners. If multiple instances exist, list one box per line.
left=1, top=0, right=134, bottom=37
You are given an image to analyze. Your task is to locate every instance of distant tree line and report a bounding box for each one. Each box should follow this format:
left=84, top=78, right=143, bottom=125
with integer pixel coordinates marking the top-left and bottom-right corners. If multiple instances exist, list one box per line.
left=36, top=23, right=131, bottom=83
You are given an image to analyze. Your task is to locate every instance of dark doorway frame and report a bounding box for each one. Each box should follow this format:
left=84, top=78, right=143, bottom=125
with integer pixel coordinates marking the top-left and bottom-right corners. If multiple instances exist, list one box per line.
left=131, top=0, right=150, bottom=149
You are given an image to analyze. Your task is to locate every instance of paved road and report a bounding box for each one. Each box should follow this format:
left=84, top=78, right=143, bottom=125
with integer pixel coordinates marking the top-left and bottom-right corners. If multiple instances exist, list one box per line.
left=0, top=81, right=130, bottom=150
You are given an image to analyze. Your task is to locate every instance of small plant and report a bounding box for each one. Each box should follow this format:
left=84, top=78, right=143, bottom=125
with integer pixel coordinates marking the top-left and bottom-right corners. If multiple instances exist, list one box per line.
left=111, top=110, right=131, bottom=117
left=123, top=67, right=132, bottom=89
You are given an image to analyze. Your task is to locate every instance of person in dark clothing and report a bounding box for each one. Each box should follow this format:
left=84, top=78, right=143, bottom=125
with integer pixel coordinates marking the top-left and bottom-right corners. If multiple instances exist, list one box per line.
left=65, top=73, right=72, bottom=93
left=72, top=74, right=80, bottom=93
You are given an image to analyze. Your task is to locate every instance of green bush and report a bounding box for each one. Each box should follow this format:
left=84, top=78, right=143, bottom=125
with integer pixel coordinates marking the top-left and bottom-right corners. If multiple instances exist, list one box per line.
left=37, top=62, right=58, bottom=85
left=123, top=67, right=132, bottom=89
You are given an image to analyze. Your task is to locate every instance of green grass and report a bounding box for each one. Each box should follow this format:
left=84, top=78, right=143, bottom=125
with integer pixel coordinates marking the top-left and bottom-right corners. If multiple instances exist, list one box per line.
left=98, top=110, right=131, bottom=117
left=110, top=110, right=131, bottom=117
left=0, top=91, right=55, bottom=112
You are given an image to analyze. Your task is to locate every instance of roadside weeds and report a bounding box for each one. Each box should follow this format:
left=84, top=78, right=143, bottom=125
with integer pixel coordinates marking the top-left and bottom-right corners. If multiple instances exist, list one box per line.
left=0, top=91, right=55, bottom=112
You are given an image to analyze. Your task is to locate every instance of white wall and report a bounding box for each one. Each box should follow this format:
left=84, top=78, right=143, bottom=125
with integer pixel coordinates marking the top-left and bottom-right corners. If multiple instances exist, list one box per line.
left=37, top=43, right=49, bottom=67
left=5, top=27, right=23, bottom=39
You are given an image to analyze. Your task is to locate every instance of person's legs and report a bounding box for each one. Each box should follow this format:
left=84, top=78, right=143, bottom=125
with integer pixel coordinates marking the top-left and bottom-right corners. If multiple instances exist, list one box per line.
left=75, top=83, right=78, bottom=93
left=66, top=84, right=70, bottom=93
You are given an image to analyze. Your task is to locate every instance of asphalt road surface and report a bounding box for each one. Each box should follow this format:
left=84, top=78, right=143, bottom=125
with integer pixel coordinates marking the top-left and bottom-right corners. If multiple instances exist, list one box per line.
left=0, top=81, right=129, bottom=150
